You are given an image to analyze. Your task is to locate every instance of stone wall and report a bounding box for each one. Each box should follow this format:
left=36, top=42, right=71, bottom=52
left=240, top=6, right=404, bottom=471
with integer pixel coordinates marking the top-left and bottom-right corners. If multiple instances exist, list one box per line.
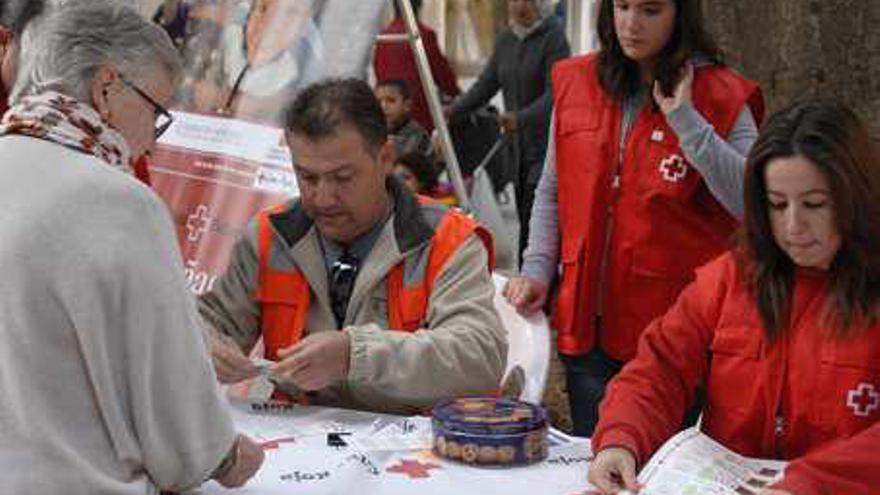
left=701, top=0, right=880, bottom=139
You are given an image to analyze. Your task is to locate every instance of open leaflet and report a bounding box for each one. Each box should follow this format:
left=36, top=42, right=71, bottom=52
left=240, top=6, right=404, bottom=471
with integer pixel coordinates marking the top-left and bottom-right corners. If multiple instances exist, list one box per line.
left=637, top=427, right=787, bottom=495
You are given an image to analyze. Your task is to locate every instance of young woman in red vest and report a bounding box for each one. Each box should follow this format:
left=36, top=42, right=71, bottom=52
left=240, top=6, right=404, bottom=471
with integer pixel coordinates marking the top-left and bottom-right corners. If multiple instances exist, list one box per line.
left=503, top=0, right=764, bottom=436
left=588, top=101, right=880, bottom=495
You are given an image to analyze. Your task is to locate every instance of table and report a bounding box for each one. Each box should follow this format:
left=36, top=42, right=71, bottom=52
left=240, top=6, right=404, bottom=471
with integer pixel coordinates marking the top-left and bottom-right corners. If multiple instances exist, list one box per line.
left=195, top=401, right=593, bottom=495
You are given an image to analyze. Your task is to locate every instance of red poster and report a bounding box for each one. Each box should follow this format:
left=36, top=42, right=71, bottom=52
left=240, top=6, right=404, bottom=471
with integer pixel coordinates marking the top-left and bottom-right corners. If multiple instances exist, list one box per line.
left=150, top=111, right=298, bottom=295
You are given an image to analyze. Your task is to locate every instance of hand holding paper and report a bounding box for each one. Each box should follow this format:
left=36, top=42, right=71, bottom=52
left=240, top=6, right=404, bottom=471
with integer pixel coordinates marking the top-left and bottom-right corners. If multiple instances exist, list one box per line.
left=588, top=447, right=641, bottom=494
left=271, top=330, right=351, bottom=391
left=208, top=330, right=259, bottom=384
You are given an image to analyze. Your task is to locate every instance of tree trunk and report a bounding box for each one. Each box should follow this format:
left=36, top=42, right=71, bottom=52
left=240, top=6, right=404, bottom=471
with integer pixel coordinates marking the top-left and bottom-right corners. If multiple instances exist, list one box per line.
left=701, top=0, right=880, bottom=139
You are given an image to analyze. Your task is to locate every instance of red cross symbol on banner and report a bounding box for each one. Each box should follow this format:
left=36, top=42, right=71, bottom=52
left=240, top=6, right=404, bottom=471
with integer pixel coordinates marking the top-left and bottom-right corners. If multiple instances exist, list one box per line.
left=185, top=204, right=212, bottom=243
left=659, top=155, right=688, bottom=183
left=386, top=459, right=441, bottom=479
left=847, top=382, right=880, bottom=417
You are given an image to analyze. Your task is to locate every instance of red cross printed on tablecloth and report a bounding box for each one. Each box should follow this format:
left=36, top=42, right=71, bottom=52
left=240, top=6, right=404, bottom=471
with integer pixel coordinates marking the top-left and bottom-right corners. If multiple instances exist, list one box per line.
left=185, top=204, right=212, bottom=243
left=847, top=382, right=880, bottom=417
left=659, top=155, right=688, bottom=183
left=258, top=436, right=297, bottom=450
left=386, top=459, right=441, bottom=479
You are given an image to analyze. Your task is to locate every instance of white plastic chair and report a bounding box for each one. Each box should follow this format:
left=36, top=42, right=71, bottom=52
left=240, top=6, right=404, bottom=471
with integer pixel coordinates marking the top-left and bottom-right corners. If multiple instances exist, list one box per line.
left=493, top=273, right=551, bottom=404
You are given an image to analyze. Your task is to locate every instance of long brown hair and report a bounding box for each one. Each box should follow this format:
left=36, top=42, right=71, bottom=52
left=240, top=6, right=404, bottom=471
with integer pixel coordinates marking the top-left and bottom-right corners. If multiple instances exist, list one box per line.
left=596, top=0, right=722, bottom=101
left=740, top=101, right=880, bottom=339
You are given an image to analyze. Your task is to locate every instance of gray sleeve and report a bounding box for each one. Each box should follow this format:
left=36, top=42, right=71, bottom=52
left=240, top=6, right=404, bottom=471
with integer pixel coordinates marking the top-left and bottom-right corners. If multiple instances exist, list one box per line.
left=519, top=117, right=560, bottom=285
left=116, top=188, right=236, bottom=491
left=198, top=220, right=263, bottom=352
left=449, top=37, right=502, bottom=117
left=664, top=103, right=758, bottom=219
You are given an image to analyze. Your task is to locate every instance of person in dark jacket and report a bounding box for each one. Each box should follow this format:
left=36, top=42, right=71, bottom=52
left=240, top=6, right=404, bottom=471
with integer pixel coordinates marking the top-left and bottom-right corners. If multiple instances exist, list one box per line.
left=376, top=79, right=432, bottom=159
left=448, top=0, right=569, bottom=258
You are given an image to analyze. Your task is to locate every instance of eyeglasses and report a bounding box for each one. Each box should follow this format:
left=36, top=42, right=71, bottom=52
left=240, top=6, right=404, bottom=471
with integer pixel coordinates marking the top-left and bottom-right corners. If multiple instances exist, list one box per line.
left=119, top=74, right=174, bottom=139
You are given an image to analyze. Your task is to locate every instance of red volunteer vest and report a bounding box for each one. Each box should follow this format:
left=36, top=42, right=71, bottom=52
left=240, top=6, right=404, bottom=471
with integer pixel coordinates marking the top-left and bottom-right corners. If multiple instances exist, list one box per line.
left=551, top=54, right=764, bottom=360
left=255, top=198, right=495, bottom=361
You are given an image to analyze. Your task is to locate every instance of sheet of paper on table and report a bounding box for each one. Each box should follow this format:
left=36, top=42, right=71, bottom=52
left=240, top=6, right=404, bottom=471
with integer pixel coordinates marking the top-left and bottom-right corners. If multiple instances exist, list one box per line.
left=638, top=427, right=787, bottom=495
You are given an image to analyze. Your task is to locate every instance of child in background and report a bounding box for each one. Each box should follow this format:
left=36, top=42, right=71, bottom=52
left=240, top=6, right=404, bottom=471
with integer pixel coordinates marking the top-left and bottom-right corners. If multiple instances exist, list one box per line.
left=375, top=79, right=432, bottom=159
left=394, top=151, right=456, bottom=205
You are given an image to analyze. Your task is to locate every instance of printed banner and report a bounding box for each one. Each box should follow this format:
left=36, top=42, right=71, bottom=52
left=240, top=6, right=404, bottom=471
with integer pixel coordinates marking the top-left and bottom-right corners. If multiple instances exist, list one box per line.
left=151, top=0, right=389, bottom=291
left=150, top=111, right=297, bottom=295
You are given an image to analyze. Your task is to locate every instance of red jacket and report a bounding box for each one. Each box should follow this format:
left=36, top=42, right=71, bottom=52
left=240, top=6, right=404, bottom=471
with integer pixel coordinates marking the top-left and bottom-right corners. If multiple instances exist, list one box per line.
left=373, top=18, right=460, bottom=132
left=593, top=253, right=880, bottom=494
left=551, top=54, right=764, bottom=360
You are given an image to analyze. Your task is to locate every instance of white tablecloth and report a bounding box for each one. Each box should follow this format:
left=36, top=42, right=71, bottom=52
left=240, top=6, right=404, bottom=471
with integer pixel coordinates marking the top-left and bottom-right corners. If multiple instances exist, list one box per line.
left=194, top=402, right=593, bottom=495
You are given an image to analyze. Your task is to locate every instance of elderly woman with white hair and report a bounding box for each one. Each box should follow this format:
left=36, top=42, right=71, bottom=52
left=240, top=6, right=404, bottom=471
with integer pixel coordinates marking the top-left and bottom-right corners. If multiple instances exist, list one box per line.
left=0, top=2, right=263, bottom=493
left=448, top=0, right=570, bottom=257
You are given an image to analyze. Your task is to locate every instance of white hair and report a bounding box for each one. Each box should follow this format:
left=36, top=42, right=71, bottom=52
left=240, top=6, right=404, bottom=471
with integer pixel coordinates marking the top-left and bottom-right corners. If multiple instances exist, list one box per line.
left=11, top=0, right=182, bottom=103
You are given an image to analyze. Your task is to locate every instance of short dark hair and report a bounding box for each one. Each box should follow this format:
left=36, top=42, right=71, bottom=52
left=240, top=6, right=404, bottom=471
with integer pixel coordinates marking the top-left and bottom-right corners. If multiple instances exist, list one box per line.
left=740, top=100, right=880, bottom=339
left=1, top=0, right=44, bottom=35
left=284, top=78, right=388, bottom=154
left=392, top=0, right=422, bottom=18
left=377, top=79, right=411, bottom=100
left=396, top=151, right=438, bottom=191
left=596, top=0, right=722, bottom=101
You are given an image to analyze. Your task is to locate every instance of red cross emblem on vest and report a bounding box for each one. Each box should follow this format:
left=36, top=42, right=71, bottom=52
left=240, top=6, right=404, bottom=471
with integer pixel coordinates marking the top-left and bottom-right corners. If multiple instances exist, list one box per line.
left=847, top=382, right=880, bottom=417
left=185, top=204, right=212, bottom=243
left=386, top=459, right=441, bottom=479
left=659, top=154, right=688, bottom=183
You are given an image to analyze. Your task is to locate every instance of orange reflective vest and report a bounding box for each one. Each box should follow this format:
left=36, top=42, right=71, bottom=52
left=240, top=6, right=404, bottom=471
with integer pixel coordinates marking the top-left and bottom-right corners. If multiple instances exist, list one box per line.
left=551, top=54, right=764, bottom=360
left=254, top=198, right=495, bottom=361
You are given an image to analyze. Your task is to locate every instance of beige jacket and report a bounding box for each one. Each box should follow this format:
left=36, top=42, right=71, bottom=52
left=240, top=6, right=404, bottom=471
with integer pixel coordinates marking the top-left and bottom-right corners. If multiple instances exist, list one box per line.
left=199, top=179, right=507, bottom=414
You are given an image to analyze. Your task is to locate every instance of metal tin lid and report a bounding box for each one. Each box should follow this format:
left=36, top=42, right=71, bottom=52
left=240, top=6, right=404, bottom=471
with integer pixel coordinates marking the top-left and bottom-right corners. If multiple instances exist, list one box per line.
left=431, top=397, right=547, bottom=436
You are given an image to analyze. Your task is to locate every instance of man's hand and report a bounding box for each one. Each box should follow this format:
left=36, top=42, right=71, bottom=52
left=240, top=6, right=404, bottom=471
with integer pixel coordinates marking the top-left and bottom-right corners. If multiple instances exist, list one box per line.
left=214, top=434, right=265, bottom=488
left=270, top=330, right=351, bottom=391
left=653, top=62, right=694, bottom=115
left=498, top=112, right=519, bottom=133
left=588, top=447, right=641, bottom=494
left=207, top=331, right=258, bottom=384
left=503, top=276, right=549, bottom=315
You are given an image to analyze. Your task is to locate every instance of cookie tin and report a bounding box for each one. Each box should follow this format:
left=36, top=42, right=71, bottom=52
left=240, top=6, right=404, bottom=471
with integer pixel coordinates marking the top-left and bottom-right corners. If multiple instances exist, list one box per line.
left=431, top=397, right=548, bottom=466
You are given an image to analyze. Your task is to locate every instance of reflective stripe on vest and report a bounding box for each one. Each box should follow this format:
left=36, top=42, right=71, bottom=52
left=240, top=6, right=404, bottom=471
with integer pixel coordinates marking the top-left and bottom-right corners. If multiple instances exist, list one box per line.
left=256, top=198, right=495, bottom=361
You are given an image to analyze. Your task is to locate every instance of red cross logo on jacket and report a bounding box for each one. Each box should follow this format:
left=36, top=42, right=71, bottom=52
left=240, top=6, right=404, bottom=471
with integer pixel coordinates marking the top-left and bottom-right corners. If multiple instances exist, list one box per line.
left=659, top=154, right=688, bottom=183
left=847, top=382, right=880, bottom=417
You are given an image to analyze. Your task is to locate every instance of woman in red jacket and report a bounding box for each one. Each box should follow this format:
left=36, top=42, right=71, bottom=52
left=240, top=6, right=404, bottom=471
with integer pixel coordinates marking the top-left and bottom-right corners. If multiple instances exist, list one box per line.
left=504, top=0, right=763, bottom=437
left=589, top=101, right=880, bottom=494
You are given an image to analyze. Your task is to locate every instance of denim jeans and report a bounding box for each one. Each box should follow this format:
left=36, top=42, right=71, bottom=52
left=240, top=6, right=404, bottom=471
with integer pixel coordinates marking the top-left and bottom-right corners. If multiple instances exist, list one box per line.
left=561, top=349, right=704, bottom=438
left=560, top=349, right=623, bottom=437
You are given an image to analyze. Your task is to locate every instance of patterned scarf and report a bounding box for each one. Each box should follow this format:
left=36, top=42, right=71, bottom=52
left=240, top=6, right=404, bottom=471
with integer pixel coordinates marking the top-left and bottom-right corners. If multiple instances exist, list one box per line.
left=0, top=90, right=133, bottom=174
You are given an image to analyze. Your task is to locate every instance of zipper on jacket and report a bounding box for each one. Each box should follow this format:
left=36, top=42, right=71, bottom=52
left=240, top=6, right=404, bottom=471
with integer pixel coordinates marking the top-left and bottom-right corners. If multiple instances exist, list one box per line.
left=594, top=140, right=627, bottom=321
left=594, top=169, right=621, bottom=318
left=594, top=97, right=642, bottom=322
